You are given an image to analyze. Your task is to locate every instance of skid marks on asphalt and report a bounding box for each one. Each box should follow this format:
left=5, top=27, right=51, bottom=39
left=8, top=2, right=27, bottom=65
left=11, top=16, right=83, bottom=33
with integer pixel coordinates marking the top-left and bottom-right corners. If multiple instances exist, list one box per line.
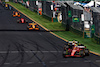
left=2, top=59, right=100, bottom=65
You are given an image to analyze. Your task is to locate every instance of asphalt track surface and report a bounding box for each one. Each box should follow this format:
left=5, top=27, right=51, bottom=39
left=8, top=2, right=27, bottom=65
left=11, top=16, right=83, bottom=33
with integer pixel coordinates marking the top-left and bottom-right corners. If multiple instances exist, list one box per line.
left=0, top=3, right=100, bottom=67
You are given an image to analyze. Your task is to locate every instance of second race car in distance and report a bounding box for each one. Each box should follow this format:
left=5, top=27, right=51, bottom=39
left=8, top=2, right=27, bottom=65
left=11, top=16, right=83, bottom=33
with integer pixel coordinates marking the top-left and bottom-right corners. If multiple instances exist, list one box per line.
left=63, top=41, right=90, bottom=58
left=17, top=18, right=28, bottom=23
left=27, top=22, right=39, bottom=30
left=2, top=2, right=5, bottom=7
left=5, top=3, right=8, bottom=9
left=9, top=6, right=13, bottom=10
left=12, top=11, right=20, bottom=17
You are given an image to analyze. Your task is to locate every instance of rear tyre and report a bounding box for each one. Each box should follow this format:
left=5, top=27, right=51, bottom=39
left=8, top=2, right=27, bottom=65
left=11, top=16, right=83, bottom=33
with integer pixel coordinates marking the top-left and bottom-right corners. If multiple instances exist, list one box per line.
left=27, top=28, right=29, bottom=30
left=79, top=50, right=85, bottom=57
left=85, top=49, right=89, bottom=56
left=25, top=20, right=28, bottom=23
left=63, top=51, right=66, bottom=58
left=17, top=20, right=20, bottom=23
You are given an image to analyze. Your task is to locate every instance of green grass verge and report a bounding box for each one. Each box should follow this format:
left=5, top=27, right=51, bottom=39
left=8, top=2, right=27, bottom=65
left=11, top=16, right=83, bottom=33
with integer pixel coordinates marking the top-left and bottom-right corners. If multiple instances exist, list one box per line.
left=54, top=31, right=100, bottom=54
left=9, top=2, right=100, bottom=54
left=9, top=2, right=65, bottom=30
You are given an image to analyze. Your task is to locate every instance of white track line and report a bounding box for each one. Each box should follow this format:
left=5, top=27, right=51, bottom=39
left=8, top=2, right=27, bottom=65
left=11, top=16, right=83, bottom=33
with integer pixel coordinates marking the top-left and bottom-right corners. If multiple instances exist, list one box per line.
left=26, top=62, right=34, bottom=64
left=0, top=51, right=62, bottom=53
left=60, top=61, right=68, bottom=63
left=84, top=60, right=91, bottom=62
left=96, top=60, right=100, bottom=62
left=3, top=60, right=100, bottom=65
left=4, top=63, right=10, bottom=65
left=73, top=61, right=79, bottom=62
left=49, top=61, right=56, bottom=63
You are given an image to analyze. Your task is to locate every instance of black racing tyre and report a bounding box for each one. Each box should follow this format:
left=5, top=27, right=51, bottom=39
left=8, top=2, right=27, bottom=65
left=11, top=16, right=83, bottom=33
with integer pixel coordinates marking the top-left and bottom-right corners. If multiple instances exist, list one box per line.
left=12, top=14, right=14, bottom=17
left=78, top=44, right=84, bottom=46
left=81, top=44, right=84, bottom=46
left=2, top=4, right=4, bottom=7
left=27, top=27, right=29, bottom=30
left=79, top=50, right=85, bottom=57
left=11, top=8, right=13, bottom=10
left=63, top=51, right=66, bottom=58
left=66, top=45, right=69, bottom=49
left=9, top=7, right=12, bottom=10
left=85, top=49, right=89, bottom=56
left=64, top=45, right=69, bottom=51
left=38, top=28, right=40, bottom=31
left=17, top=20, right=20, bottom=23
left=25, top=20, right=28, bottom=23
left=63, top=50, right=68, bottom=58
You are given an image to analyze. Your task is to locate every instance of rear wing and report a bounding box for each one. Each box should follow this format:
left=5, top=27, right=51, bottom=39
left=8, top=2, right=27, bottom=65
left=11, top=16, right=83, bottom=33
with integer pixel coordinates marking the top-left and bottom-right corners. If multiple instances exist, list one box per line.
left=76, top=46, right=85, bottom=48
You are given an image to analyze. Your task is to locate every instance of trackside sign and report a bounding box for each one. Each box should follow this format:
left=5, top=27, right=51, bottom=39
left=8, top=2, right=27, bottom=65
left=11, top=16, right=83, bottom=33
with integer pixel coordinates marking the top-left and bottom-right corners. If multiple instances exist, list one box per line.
left=73, top=17, right=79, bottom=22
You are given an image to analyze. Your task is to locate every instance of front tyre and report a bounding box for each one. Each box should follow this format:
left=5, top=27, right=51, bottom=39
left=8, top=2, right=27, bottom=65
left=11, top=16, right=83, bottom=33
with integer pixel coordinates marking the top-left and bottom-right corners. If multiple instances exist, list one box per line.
left=63, top=50, right=68, bottom=58
left=25, top=20, right=28, bottom=23
left=17, top=20, right=20, bottom=23
left=64, top=45, right=69, bottom=51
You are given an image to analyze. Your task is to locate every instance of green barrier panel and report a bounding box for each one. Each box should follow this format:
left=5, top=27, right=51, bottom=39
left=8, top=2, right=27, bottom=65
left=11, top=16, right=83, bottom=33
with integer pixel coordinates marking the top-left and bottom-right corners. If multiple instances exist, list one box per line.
left=91, top=33, right=94, bottom=38
left=69, top=26, right=90, bottom=38
left=84, top=32, right=90, bottom=38
left=42, top=14, right=51, bottom=21
left=68, top=10, right=71, bottom=18
left=93, top=34, right=100, bottom=44
left=84, top=32, right=87, bottom=38
left=22, top=3, right=24, bottom=6
left=91, top=24, right=95, bottom=38
left=70, top=26, right=83, bottom=37
left=91, top=25, right=95, bottom=33
left=23, top=0, right=27, bottom=2
left=62, top=23, right=66, bottom=29
left=53, top=17, right=58, bottom=22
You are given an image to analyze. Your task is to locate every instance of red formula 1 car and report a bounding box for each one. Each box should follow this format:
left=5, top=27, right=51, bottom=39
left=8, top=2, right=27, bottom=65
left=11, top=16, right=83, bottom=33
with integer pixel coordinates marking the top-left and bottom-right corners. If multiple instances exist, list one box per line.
left=17, top=18, right=28, bottom=23
left=63, top=41, right=89, bottom=58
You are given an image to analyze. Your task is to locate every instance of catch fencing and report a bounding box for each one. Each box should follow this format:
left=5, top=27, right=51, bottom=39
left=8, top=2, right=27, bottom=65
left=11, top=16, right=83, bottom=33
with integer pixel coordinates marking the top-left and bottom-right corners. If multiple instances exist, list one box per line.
left=29, top=1, right=38, bottom=12
left=91, top=7, right=100, bottom=44
left=42, top=1, right=52, bottom=17
left=61, top=2, right=84, bottom=36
